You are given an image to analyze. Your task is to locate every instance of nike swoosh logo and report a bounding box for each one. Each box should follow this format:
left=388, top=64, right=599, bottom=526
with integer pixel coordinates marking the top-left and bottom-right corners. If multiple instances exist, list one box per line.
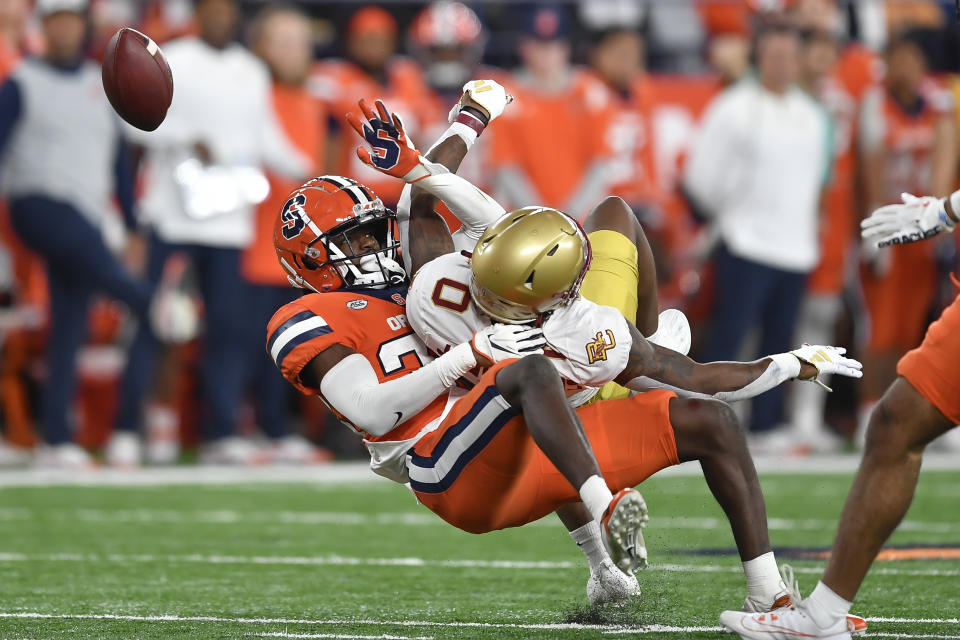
left=392, top=412, right=403, bottom=428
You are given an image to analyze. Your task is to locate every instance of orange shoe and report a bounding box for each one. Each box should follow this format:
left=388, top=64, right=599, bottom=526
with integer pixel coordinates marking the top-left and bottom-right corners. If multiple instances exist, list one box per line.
left=600, top=488, right=649, bottom=574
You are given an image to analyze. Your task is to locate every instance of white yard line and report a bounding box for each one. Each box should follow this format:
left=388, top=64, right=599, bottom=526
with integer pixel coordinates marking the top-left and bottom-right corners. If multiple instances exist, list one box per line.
left=1, top=612, right=958, bottom=636
left=856, top=635, right=960, bottom=639
left=0, top=454, right=956, bottom=487
left=1, top=507, right=957, bottom=535
left=249, top=634, right=433, bottom=640
left=0, top=613, right=714, bottom=632
left=870, top=619, right=960, bottom=625
left=0, top=552, right=956, bottom=577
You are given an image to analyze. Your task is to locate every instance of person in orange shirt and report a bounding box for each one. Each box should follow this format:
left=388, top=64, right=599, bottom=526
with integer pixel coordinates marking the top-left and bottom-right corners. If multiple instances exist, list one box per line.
left=789, top=3, right=881, bottom=451
left=310, top=6, right=431, bottom=207
left=245, top=4, right=325, bottom=464
left=0, top=0, right=27, bottom=77
left=857, top=32, right=956, bottom=442
left=587, top=26, right=663, bottom=224
left=407, top=1, right=502, bottom=193
left=490, top=5, right=611, bottom=220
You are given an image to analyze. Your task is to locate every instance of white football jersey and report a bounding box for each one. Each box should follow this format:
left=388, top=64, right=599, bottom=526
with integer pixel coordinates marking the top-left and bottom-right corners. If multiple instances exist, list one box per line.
left=407, top=252, right=634, bottom=406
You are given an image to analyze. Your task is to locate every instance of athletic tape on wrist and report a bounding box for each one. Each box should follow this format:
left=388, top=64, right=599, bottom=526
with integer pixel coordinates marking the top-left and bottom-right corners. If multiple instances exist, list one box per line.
left=434, top=342, right=477, bottom=387
left=947, top=191, right=960, bottom=228
left=454, top=109, right=487, bottom=136
left=427, top=122, right=478, bottom=153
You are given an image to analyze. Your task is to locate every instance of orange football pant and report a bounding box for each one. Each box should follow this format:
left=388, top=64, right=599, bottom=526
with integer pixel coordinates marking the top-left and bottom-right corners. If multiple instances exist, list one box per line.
left=410, top=360, right=679, bottom=534
left=897, top=285, right=960, bottom=424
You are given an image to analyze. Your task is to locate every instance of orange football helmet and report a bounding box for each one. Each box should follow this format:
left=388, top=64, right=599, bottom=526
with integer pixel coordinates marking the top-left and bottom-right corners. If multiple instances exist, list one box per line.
left=273, top=175, right=405, bottom=293
left=408, top=2, right=486, bottom=92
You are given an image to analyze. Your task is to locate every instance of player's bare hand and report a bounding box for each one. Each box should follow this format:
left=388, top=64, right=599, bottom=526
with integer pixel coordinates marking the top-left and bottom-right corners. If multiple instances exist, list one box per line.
left=791, top=344, right=863, bottom=392
left=346, top=99, right=431, bottom=182
left=471, top=323, right=546, bottom=367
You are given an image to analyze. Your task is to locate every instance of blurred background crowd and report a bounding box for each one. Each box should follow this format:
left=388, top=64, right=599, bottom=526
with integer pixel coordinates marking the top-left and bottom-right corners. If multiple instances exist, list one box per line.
left=1, top=0, right=959, bottom=470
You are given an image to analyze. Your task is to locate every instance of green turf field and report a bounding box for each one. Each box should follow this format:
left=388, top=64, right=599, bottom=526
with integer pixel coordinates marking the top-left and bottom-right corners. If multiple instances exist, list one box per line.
left=0, top=466, right=957, bottom=639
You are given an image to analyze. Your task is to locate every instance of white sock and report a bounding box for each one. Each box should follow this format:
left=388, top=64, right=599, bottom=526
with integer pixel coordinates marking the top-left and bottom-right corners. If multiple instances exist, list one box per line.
left=570, top=520, right=609, bottom=572
left=579, top=475, right=614, bottom=523
left=806, top=581, right=852, bottom=629
left=742, top=551, right=785, bottom=603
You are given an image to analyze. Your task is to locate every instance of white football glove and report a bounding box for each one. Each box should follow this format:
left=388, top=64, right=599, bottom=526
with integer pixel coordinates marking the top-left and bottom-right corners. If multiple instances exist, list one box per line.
left=790, top=344, right=863, bottom=392
left=448, top=79, right=514, bottom=124
left=860, top=192, right=956, bottom=248
left=471, top=323, right=546, bottom=365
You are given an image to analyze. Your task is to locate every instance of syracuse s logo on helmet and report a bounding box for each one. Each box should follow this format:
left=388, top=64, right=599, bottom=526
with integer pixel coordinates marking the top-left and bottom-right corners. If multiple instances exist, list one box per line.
left=280, top=193, right=308, bottom=240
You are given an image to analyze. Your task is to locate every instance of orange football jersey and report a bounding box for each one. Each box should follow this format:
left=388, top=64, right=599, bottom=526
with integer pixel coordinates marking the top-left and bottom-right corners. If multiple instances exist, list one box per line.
left=266, top=285, right=446, bottom=443
left=489, top=69, right=609, bottom=215
left=242, top=84, right=326, bottom=287
left=588, top=71, right=664, bottom=209
left=808, top=45, right=880, bottom=295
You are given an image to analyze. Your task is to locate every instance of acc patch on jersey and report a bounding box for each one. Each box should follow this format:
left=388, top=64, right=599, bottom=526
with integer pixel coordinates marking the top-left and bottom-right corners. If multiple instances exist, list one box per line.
left=346, top=299, right=368, bottom=310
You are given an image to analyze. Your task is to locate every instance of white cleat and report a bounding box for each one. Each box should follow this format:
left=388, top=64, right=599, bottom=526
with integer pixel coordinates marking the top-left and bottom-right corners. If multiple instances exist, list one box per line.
left=105, top=431, right=143, bottom=468
left=0, top=441, right=30, bottom=468
left=587, top=558, right=641, bottom=605
left=646, top=309, right=691, bottom=355
left=742, top=563, right=800, bottom=613
left=33, top=443, right=96, bottom=470
left=200, top=436, right=269, bottom=466
left=601, top=488, right=650, bottom=574
left=739, top=566, right=867, bottom=637
left=720, top=602, right=851, bottom=639
left=270, top=435, right=331, bottom=465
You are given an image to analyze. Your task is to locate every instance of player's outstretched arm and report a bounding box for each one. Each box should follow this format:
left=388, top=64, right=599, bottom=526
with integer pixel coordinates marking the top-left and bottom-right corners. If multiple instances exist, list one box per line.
left=299, top=325, right=544, bottom=437
left=614, top=324, right=862, bottom=400
left=861, top=191, right=960, bottom=247
left=403, top=86, right=486, bottom=273
left=348, top=95, right=508, bottom=237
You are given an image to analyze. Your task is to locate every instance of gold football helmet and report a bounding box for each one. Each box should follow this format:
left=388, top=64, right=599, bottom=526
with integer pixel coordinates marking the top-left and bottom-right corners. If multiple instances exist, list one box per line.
left=469, top=206, right=592, bottom=323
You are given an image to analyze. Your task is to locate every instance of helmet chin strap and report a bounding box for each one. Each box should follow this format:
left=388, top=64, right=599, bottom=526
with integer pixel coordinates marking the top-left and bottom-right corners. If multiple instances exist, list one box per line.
left=331, top=250, right=405, bottom=289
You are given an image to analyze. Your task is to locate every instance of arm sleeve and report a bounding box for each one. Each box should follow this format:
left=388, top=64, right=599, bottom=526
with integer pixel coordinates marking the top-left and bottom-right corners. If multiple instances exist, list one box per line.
left=624, top=352, right=801, bottom=401
left=319, top=343, right=476, bottom=437
left=0, top=78, right=22, bottom=160
left=415, top=162, right=506, bottom=243
left=396, top=184, right=414, bottom=273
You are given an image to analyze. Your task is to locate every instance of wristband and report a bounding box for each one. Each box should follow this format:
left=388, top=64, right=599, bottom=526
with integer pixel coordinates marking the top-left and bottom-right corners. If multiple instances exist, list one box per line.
left=946, top=192, right=960, bottom=229
left=432, top=342, right=477, bottom=387
left=454, top=109, right=487, bottom=136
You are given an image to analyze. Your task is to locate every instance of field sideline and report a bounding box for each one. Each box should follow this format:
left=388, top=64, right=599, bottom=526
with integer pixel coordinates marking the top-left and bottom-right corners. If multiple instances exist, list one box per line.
left=0, top=457, right=957, bottom=639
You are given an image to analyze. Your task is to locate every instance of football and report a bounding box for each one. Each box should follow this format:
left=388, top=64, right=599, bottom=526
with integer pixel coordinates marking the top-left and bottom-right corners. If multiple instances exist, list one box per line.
left=101, top=28, right=173, bottom=132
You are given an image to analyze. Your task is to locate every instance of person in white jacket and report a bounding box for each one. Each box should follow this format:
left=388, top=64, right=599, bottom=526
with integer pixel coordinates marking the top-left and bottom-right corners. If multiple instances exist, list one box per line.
left=684, top=22, right=832, bottom=440
left=109, top=0, right=311, bottom=466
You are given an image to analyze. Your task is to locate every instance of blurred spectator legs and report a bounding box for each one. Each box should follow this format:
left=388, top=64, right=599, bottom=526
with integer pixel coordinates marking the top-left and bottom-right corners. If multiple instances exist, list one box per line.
left=787, top=292, right=844, bottom=452
left=858, top=242, right=938, bottom=446
left=245, top=284, right=328, bottom=464
left=8, top=196, right=149, bottom=467
left=705, top=244, right=807, bottom=436
left=115, top=235, right=257, bottom=465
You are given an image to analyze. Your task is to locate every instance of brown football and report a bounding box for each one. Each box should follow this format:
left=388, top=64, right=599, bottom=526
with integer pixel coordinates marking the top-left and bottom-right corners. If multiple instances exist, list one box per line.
left=102, top=28, right=173, bottom=132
